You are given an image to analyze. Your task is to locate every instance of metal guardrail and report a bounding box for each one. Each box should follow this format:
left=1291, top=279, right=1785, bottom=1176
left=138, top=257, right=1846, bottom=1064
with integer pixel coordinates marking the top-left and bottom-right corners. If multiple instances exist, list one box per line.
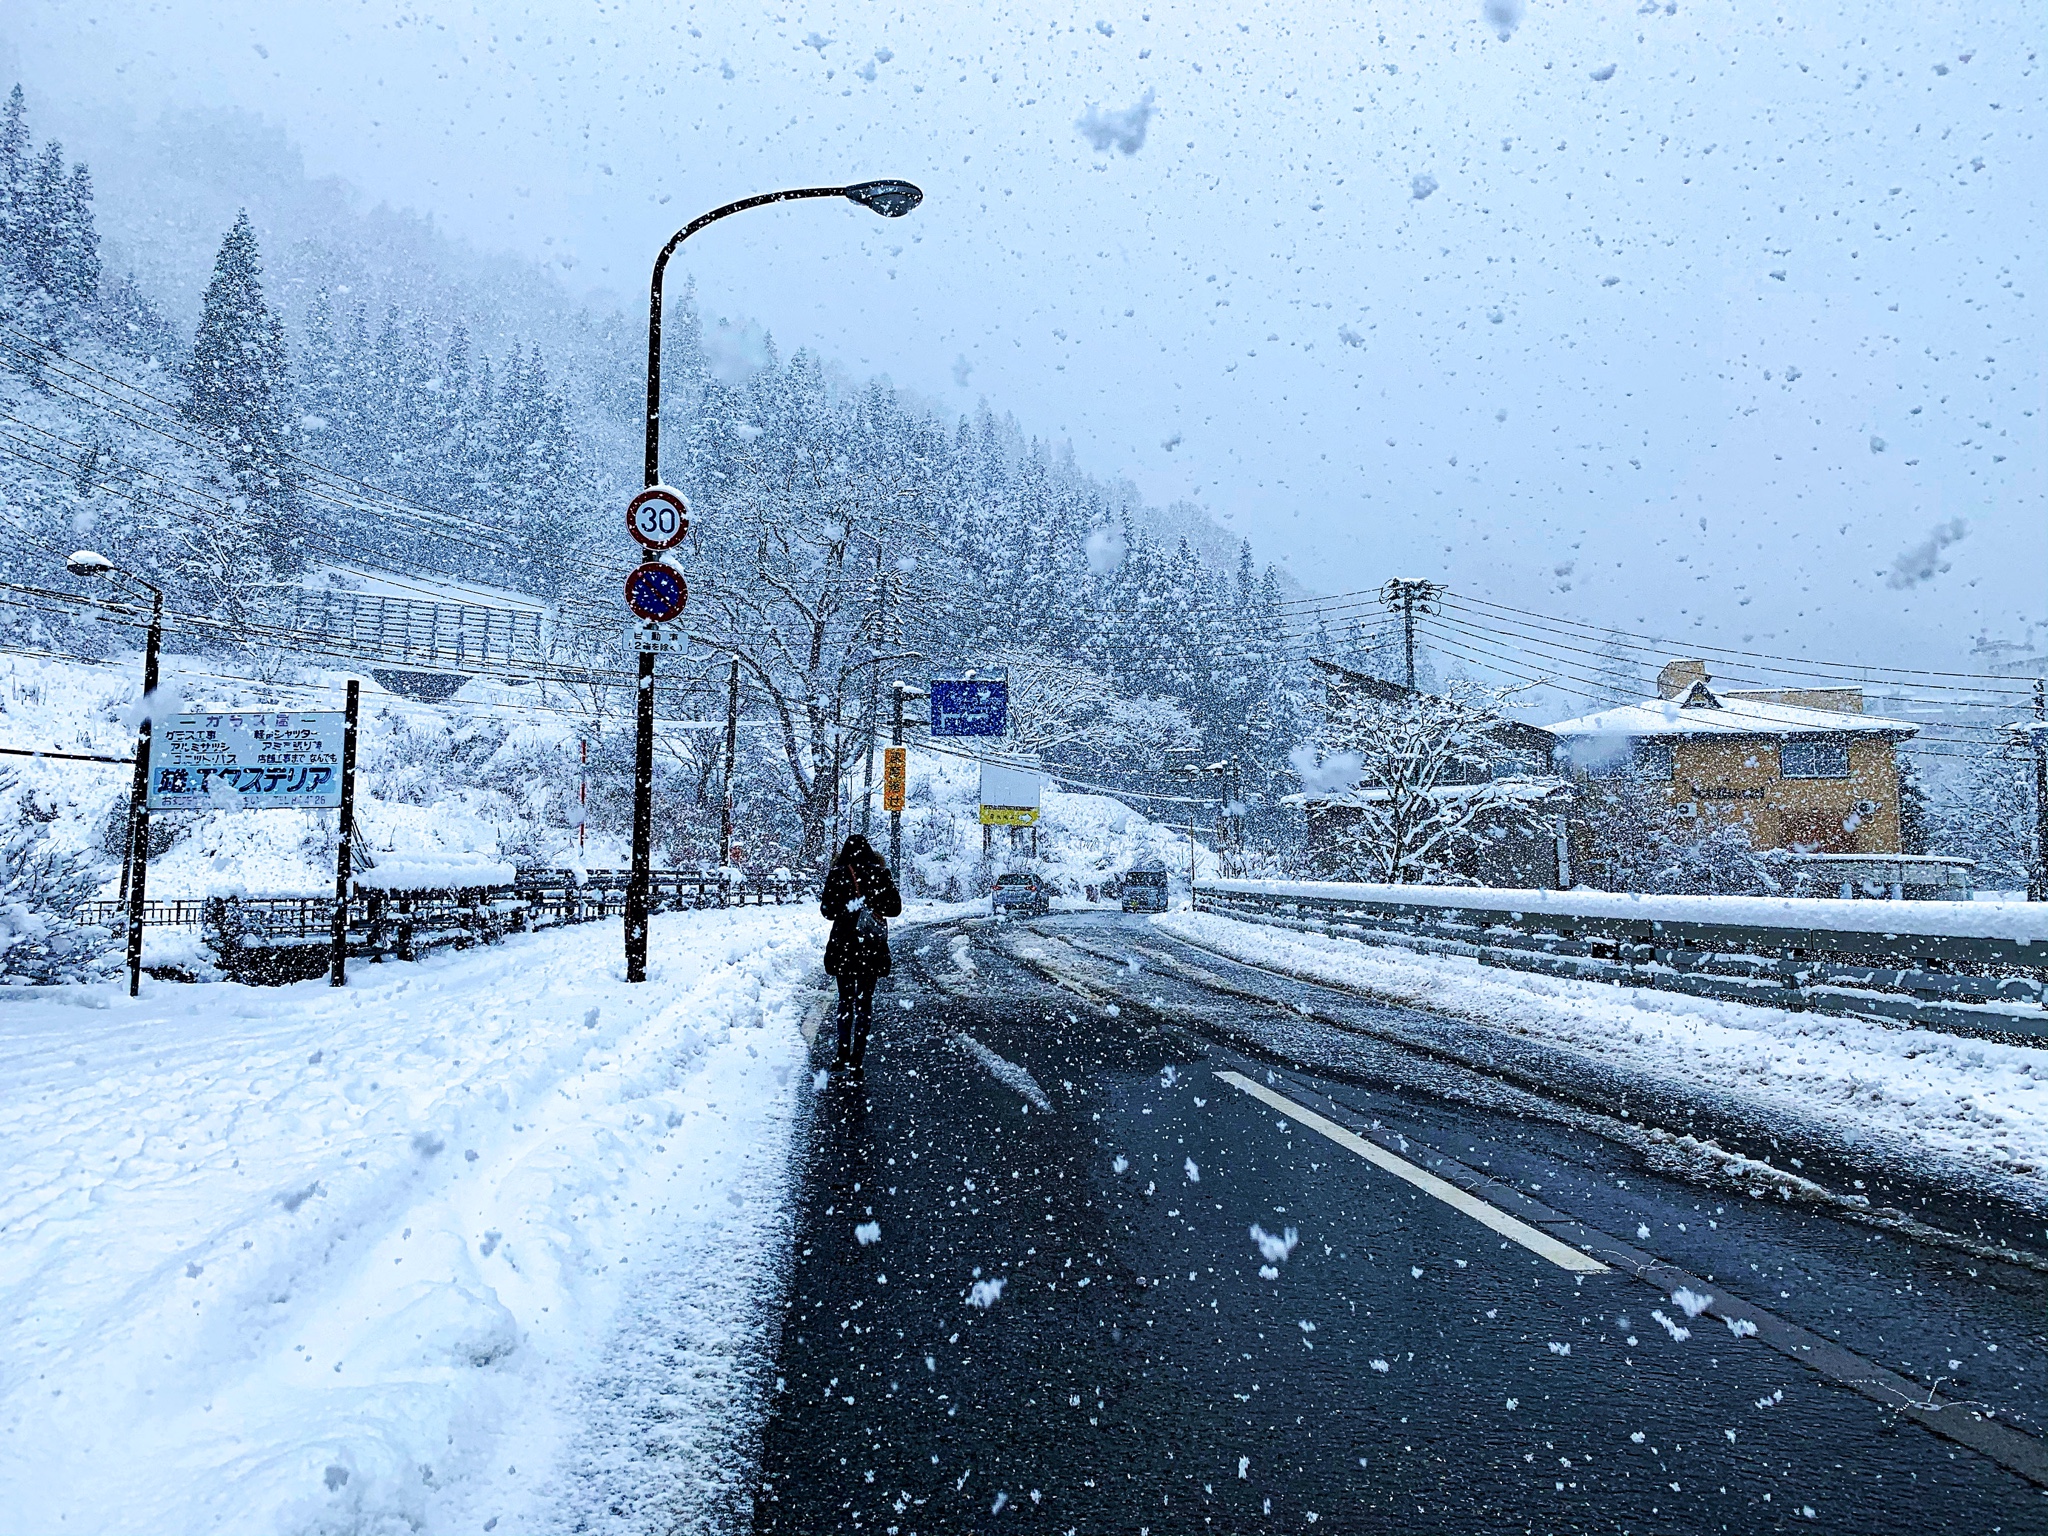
left=275, top=588, right=548, bottom=677
left=81, top=870, right=811, bottom=984
left=1193, top=883, right=2048, bottom=1042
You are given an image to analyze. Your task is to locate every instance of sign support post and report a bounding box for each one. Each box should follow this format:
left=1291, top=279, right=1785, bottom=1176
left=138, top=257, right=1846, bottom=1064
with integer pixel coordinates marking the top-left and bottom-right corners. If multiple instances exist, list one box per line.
left=722, top=658, right=741, bottom=867
left=120, top=586, right=163, bottom=997
left=329, top=679, right=360, bottom=987
left=887, top=682, right=909, bottom=879
left=626, top=649, right=657, bottom=981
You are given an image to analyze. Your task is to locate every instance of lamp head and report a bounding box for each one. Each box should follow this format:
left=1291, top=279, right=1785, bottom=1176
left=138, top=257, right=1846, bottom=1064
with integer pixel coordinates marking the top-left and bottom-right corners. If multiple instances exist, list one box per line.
left=843, top=179, right=923, bottom=218
left=66, top=550, right=114, bottom=579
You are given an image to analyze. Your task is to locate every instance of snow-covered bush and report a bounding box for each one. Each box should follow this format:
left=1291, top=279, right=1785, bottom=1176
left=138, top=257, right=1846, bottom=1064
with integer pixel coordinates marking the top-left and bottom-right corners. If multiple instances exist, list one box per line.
left=1573, top=769, right=1785, bottom=897
left=0, top=773, right=116, bottom=984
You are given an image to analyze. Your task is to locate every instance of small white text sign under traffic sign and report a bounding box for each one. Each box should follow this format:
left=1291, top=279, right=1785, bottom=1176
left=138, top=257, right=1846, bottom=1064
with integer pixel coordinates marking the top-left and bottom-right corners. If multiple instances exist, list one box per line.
left=148, top=711, right=348, bottom=811
left=628, top=620, right=691, bottom=653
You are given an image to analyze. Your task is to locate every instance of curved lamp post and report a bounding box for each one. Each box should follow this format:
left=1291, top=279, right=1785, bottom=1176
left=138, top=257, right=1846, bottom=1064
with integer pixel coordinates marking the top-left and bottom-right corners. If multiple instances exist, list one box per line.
left=625, top=179, right=923, bottom=983
left=66, top=549, right=163, bottom=996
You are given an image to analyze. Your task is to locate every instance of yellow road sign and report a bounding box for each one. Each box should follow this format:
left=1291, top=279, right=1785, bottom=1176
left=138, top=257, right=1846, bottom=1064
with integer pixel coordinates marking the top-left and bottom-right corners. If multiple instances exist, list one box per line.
left=883, top=747, right=907, bottom=812
left=979, top=804, right=1040, bottom=826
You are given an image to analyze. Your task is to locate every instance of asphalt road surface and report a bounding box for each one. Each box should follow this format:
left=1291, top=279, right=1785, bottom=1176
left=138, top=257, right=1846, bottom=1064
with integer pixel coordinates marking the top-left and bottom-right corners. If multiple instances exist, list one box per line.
left=754, top=912, right=2046, bottom=1534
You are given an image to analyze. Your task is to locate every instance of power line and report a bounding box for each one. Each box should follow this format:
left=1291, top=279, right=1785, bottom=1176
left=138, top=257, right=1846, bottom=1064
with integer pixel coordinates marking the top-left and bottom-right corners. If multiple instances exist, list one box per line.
left=1420, top=607, right=2028, bottom=741
left=1414, top=622, right=2004, bottom=763
left=1447, top=589, right=2042, bottom=689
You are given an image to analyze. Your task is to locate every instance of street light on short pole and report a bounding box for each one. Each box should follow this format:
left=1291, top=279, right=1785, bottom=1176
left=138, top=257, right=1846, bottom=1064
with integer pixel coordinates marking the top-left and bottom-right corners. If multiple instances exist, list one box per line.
left=66, top=549, right=163, bottom=997
left=625, top=178, right=923, bottom=982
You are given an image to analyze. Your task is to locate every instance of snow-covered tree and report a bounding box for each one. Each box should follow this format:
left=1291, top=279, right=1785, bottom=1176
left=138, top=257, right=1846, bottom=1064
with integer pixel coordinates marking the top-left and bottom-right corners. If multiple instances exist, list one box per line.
left=990, top=647, right=1196, bottom=762
left=0, top=86, right=100, bottom=340
left=1572, top=768, right=1785, bottom=896
left=1928, top=742, right=2037, bottom=893
left=0, top=774, right=115, bottom=984
left=681, top=348, right=948, bottom=863
left=188, top=210, right=300, bottom=582
left=1294, top=683, right=1551, bottom=884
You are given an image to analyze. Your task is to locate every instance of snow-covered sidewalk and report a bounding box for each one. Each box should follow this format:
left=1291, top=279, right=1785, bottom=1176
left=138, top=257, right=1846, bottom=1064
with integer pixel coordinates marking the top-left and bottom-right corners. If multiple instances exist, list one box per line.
left=1157, top=910, right=2048, bottom=1202
left=0, top=906, right=823, bottom=1534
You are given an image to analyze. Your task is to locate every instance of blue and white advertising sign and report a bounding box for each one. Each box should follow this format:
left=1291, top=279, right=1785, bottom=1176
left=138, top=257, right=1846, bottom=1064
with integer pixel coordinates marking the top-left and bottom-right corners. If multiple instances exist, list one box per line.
left=148, top=711, right=348, bottom=811
left=929, top=677, right=1009, bottom=738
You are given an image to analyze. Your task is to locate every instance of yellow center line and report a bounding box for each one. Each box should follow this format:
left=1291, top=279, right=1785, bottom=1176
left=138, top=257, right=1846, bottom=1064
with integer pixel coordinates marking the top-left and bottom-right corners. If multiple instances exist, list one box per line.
left=1215, top=1070, right=1610, bottom=1274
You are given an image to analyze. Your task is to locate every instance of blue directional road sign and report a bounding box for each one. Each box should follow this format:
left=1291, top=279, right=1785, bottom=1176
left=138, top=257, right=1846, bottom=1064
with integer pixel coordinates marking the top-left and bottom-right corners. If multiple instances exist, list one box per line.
left=929, top=676, right=1009, bottom=738
left=624, top=561, right=688, bottom=623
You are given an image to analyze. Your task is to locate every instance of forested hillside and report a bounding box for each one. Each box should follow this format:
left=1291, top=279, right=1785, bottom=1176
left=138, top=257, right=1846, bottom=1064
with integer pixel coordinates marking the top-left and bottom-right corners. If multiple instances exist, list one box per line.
left=0, top=85, right=1328, bottom=868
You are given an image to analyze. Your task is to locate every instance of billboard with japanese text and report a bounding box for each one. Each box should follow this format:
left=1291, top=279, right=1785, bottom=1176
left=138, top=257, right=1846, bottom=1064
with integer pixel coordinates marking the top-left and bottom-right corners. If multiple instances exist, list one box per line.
left=147, top=711, right=348, bottom=811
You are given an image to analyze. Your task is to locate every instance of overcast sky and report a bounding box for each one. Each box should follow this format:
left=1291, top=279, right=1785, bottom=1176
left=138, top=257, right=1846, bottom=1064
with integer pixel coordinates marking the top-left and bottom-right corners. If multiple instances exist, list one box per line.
left=6, top=1, right=2041, bottom=678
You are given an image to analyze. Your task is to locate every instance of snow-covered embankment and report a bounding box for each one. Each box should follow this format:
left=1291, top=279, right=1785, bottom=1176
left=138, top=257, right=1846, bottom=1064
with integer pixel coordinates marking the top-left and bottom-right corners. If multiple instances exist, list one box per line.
left=1157, top=909, right=2048, bottom=1203
left=0, top=906, right=822, bottom=1533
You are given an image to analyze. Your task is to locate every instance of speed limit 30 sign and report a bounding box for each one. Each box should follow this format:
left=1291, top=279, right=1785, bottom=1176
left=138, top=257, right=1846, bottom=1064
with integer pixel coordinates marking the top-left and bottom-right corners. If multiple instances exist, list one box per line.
left=626, top=486, right=690, bottom=550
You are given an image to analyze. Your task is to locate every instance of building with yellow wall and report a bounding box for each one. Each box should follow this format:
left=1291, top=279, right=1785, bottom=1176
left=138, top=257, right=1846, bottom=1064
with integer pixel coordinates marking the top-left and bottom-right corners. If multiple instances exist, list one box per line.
left=1544, top=659, right=1920, bottom=856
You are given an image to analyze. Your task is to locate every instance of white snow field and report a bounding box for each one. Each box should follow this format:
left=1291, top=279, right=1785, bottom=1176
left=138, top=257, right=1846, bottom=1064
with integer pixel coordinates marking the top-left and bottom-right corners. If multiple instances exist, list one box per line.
left=1157, top=910, right=2048, bottom=1203
left=0, top=905, right=823, bottom=1535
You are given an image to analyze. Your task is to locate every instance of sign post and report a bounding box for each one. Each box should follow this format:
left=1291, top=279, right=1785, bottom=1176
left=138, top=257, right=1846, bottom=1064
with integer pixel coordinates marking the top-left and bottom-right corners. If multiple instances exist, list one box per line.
left=621, top=488, right=692, bottom=984
left=329, top=679, right=361, bottom=987
left=885, top=682, right=922, bottom=880
left=978, top=752, right=1042, bottom=859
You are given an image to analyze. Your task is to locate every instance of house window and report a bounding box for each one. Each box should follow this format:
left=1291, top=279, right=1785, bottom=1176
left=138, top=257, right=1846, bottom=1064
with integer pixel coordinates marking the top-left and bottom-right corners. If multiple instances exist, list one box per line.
left=1781, top=737, right=1851, bottom=779
left=1630, top=740, right=1674, bottom=780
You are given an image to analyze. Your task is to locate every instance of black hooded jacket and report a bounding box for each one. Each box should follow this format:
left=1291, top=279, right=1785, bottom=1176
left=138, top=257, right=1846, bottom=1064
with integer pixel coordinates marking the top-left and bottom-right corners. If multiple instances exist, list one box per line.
left=820, top=835, right=903, bottom=978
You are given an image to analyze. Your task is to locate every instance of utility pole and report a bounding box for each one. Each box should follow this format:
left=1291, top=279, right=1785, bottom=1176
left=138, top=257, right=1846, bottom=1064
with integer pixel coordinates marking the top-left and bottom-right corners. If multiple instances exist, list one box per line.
left=625, top=177, right=922, bottom=982
left=2031, top=679, right=2047, bottom=902
left=1379, top=578, right=1446, bottom=691
left=721, top=658, right=740, bottom=867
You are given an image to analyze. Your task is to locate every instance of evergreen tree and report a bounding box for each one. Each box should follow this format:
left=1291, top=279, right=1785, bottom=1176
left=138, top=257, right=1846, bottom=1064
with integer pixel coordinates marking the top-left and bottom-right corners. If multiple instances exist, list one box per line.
left=0, top=88, right=31, bottom=294
left=188, top=210, right=301, bottom=581
left=0, top=112, right=98, bottom=338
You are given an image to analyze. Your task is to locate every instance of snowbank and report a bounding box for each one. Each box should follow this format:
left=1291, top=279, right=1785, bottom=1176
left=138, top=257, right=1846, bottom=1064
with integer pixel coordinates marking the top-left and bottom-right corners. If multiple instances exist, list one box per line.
left=898, top=748, right=1214, bottom=902
left=353, top=852, right=518, bottom=891
left=1157, top=910, right=2048, bottom=1199
left=1207, top=877, right=2048, bottom=945
left=0, top=905, right=822, bottom=1533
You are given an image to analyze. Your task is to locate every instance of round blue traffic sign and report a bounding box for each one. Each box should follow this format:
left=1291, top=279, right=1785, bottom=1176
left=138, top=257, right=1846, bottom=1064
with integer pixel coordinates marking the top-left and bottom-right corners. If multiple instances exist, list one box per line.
left=624, top=561, right=688, bottom=622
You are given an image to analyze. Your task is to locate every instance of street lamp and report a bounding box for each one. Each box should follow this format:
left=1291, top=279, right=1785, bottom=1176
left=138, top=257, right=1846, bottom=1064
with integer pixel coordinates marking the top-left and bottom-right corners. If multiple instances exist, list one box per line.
left=624, top=178, right=924, bottom=983
left=67, top=549, right=164, bottom=997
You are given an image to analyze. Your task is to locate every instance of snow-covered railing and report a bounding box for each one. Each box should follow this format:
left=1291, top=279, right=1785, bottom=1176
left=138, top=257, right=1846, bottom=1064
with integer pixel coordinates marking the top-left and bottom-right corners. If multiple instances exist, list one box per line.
left=180, top=869, right=809, bottom=983
left=1193, top=879, right=2048, bottom=1042
left=273, top=588, right=548, bottom=679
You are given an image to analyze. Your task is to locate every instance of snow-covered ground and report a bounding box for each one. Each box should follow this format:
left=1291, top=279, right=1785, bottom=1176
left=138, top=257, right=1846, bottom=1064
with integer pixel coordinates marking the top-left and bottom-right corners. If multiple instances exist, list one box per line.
left=0, top=905, right=823, bottom=1534
left=1157, top=910, right=2048, bottom=1203
left=896, top=746, right=1215, bottom=903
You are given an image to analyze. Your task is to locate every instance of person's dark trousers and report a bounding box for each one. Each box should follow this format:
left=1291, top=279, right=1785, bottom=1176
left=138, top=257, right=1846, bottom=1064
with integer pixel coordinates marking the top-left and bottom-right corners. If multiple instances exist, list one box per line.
left=836, top=973, right=878, bottom=1065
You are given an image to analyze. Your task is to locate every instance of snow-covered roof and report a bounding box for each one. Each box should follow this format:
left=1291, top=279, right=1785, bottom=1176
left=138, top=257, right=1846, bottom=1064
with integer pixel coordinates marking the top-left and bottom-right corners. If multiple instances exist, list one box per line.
left=1545, top=684, right=1917, bottom=742
left=1291, top=777, right=1571, bottom=810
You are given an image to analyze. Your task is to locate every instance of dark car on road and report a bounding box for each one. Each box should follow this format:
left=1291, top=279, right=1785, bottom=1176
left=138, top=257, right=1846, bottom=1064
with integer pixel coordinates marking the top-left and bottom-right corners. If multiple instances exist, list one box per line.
left=1121, top=864, right=1170, bottom=913
left=990, top=871, right=1052, bottom=917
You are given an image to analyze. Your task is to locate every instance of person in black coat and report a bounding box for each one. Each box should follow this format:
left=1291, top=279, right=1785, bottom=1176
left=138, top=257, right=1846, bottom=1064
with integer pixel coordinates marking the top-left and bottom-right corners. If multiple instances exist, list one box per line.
left=819, top=834, right=902, bottom=1079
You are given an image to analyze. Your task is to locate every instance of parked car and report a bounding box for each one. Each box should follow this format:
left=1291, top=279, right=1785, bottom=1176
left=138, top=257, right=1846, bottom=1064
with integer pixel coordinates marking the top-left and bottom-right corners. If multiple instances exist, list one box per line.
left=1121, top=865, right=1170, bottom=913
left=991, top=871, right=1052, bottom=917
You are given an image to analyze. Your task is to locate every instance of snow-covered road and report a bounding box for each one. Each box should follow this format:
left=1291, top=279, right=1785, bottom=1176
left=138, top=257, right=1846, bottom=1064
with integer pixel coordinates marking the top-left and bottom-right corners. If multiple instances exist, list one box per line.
left=0, top=906, right=822, bottom=1534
